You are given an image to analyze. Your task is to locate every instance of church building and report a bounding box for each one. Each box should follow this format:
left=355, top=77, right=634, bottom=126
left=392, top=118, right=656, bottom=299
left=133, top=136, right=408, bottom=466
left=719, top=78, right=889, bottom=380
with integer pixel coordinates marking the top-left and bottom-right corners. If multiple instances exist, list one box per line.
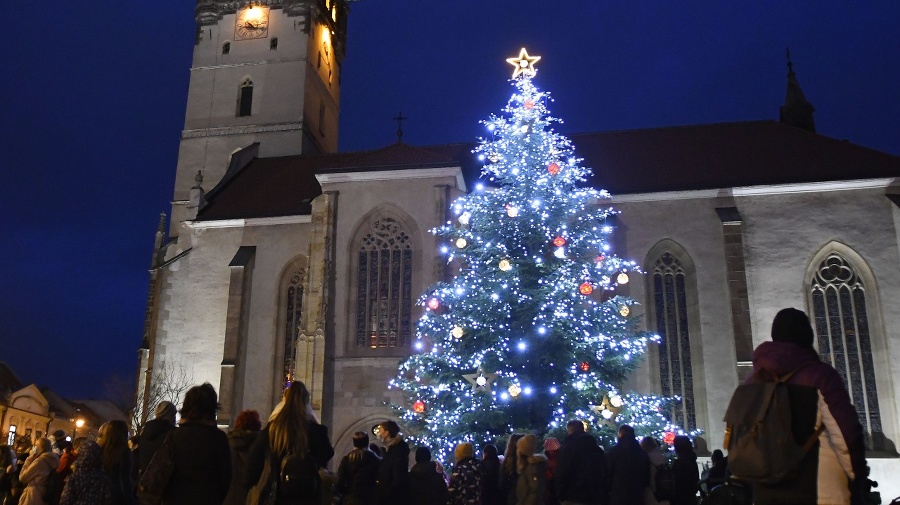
left=136, top=0, right=900, bottom=487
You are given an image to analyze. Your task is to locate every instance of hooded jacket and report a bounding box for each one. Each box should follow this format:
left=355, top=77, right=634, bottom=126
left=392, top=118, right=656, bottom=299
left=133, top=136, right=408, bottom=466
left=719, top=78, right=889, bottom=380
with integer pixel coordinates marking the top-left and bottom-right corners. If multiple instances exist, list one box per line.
left=749, top=341, right=866, bottom=505
left=448, top=457, right=481, bottom=505
left=555, top=431, right=606, bottom=503
left=515, top=454, right=547, bottom=505
left=59, top=441, right=113, bottom=505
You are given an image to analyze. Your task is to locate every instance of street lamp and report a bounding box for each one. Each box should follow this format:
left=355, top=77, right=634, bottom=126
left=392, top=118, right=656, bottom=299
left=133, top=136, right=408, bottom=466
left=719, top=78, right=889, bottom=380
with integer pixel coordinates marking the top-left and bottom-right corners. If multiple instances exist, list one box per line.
left=73, top=419, right=85, bottom=440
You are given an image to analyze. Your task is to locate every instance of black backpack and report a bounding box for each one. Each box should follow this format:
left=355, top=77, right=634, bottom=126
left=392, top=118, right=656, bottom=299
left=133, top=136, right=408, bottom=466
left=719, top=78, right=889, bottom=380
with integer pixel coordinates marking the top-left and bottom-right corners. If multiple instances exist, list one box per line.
left=653, top=462, right=675, bottom=502
left=723, top=366, right=823, bottom=485
left=279, top=450, right=320, bottom=500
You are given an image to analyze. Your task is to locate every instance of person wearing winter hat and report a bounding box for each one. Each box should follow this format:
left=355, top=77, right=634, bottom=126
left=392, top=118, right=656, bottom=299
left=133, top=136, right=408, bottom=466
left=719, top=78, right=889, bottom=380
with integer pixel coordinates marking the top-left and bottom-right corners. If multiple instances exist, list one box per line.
left=542, top=438, right=561, bottom=505
left=748, top=308, right=866, bottom=505
left=515, top=435, right=547, bottom=505
left=137, top=401, right=177, bottom=478
left=448, top=443, right=480, bottom=505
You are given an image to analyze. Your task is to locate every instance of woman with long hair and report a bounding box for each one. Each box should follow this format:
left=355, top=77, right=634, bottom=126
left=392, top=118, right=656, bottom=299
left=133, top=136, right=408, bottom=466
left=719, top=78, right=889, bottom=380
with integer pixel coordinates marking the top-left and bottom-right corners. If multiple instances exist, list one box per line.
left=514, top=435, right=547, bottom=505
left=98, top=420, right=135, bottom=505
left=246, top=381, right=335, bottom=505
left=18, top=438, right=59, bottom=505
left=499, top=434, right=523, bottom=505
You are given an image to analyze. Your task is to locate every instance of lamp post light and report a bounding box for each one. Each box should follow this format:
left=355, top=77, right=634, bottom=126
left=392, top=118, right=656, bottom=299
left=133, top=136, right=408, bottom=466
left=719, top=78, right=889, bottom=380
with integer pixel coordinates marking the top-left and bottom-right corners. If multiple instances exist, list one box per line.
left=73, top=418, right=85, bottom=440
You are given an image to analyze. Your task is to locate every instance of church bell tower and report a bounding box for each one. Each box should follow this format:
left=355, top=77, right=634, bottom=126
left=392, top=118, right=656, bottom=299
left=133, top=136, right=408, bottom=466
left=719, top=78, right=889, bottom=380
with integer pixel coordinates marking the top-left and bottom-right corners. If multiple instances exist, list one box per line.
left=170, top=0, right=350, bottom=232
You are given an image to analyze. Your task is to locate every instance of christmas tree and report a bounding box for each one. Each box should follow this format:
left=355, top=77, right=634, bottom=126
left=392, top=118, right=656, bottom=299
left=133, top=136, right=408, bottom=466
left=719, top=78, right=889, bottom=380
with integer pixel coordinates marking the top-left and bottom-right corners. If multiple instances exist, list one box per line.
left=389, top=49, right=696, bottom=460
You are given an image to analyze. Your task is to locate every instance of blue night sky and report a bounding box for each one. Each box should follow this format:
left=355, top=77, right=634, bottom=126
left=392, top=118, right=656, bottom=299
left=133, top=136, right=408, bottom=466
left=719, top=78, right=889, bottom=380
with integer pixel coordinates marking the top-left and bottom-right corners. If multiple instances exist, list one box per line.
left=1, top=1, right=898, bottom=400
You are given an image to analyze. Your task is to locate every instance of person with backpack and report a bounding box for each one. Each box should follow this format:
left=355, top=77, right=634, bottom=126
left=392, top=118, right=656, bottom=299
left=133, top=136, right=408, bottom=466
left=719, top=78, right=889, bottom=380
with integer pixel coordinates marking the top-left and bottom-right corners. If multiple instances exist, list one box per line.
left=727, top=308, right=866, bottom=505
left=641, top=437, right=671, bottom=505
left=605, top=425, right=650, bottom=505
left=555, top=420, right=606, bottom=505
left=137, top=401, right=177, bottom=481
left=223, top=410, right=262, bottom=505
left=18, top=438, right=60, bottom=505
left=246, top=381, right=334, bottom=505
left=336, top=431, right=381, bottom=505
left=373, top=420, right=409, bottom=505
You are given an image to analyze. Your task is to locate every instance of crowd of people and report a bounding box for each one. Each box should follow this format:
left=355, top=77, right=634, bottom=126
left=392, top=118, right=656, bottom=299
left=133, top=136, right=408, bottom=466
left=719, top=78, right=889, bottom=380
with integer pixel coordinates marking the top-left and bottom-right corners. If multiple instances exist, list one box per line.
left=0, top=307, right=869, bottom=505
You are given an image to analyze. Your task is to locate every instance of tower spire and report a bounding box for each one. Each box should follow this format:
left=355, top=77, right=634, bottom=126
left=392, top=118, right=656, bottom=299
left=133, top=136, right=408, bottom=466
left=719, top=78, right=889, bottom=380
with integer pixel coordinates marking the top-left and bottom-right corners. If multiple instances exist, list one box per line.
left=779, top=48, right=816, bottom=132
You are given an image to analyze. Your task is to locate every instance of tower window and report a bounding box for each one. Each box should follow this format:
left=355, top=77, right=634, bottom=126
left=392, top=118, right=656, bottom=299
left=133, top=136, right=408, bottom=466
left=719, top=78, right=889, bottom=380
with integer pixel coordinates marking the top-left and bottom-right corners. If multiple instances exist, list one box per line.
left=237, top=78, right=253, bottom=117
left=270, top=37, right=278, bottom=50
left=222, top=42, right=230, bottom=55
left=318, top=100, right=325, bottom=137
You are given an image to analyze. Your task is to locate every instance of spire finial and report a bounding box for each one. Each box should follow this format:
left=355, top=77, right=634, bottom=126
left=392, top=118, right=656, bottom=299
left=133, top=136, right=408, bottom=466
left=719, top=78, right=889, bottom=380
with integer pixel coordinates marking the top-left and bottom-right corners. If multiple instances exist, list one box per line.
left=786, top=47, right=793, bottom=73
left=393, top=112, right=407, bottom=143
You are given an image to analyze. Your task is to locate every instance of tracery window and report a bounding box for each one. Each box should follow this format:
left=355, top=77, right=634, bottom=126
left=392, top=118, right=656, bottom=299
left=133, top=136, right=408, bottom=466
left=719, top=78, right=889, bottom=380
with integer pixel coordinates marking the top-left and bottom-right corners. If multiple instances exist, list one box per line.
left=281, top=268, right=304, bottom=388
left=810, top=252, right=882, bottom=449
left=652, top=251, right=697, bottom=430
left=355, top=218, right=412, bottom=349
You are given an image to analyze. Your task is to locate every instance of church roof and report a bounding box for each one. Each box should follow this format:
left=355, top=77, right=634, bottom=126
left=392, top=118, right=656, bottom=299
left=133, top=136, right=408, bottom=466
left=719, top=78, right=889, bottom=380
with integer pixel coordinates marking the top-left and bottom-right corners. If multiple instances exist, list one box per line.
left=197, top=120, right=900, bottom=221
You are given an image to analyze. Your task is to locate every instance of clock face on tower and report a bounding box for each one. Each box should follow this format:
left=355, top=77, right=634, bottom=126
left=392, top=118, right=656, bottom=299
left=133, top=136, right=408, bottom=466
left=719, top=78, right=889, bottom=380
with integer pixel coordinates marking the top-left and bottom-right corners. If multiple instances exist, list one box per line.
left=235, top=6, right=269, bottom=40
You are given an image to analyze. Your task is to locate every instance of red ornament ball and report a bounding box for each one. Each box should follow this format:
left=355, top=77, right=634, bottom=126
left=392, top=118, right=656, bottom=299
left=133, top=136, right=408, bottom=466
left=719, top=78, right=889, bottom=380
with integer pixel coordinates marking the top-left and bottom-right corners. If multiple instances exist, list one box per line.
left=579, top=282, right=594, bottom=295
left=413, top=400, right=426, bottom=413
left=524, top=100, right=535, bottom=109
left=547, top=162, right=560, bottom=175
left=427, top=298, right=440, bottom=310
left=663, top=431, right=676, bottom=445
left=579, top=361, right=591, bottom=372
left=594, top=254, right=606, bottom=263
left=552, top=236, right=566, bottom=247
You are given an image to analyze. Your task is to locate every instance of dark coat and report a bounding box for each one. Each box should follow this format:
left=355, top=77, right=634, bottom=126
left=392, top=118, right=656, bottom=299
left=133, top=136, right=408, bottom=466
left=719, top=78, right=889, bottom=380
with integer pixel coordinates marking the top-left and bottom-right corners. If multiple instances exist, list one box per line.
left=137, top=418, right=175, bottom=477
left=407, top=461, right=448, bottom=505
left=448, top=457, right=481, bottom=505
left=555, top=431, right=606, bottom=504
left=605, top=437, right=650, bottom=505
left=337, top=448, right=381, bottom=505
left=375, top=438, right=409, bottom=505
left=671, top=453, right=699, bottom=505
left=480, top=456, right=502, bottom=505
left=104, top=445, right=136, bottom=505
left=161, top=422, right=231, bottom=505
left=245, top=422, right=334, bottom=505
left=222, top=430, right=258, bottom=505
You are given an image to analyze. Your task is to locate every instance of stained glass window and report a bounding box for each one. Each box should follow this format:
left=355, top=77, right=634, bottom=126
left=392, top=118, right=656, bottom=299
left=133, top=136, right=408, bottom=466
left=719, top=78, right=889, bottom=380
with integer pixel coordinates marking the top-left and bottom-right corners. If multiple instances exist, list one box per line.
left=810, top=252, right=882, bottom=449
left=355, top=217, right=412, bottom=349
left=282, top=269, right=304, bottom=387
left=652, top=251, right=696, bottom=430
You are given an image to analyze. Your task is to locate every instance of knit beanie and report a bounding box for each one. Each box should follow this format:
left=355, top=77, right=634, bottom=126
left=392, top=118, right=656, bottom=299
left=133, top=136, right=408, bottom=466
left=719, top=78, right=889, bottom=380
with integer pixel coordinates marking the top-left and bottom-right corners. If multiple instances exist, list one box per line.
left=542, top=437, right=560, bottom=452
left=454, top=442, right=474, bottom=462
left=155, top=401, right=177, bottom=421
left=771, top=308, right=815, bottom=348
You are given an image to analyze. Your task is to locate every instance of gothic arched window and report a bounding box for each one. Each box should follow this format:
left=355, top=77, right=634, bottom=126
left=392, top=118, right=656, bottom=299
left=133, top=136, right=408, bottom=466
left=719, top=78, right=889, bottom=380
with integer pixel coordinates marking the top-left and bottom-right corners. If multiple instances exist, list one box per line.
left=280, top=266, right=305, bottom=388
left=355, top=217, right=413, bottom=349
left=237, top=78, right=253, bottom=117
left=651, top=251, right=697, bottom=430
left=810, top=252, right=882, bottom=449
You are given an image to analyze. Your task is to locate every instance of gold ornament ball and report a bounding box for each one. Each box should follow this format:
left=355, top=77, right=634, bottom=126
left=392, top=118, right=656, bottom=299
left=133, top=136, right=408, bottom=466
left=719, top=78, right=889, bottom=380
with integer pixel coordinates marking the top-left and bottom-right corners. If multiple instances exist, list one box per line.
left=455, top=238, right=467, bottom=249
left=617, top=272, right=630, bottom=284
left=499, top=259, right=512, bottom=271
left=619, top=305, right=631, bottom=317
left=451, top=326, right=464, bottom=339
left=508, top=384, right=522, bottom=397
left=506, top=205, right=519, bottom=218
left=458, top=212, right=471, bottom=225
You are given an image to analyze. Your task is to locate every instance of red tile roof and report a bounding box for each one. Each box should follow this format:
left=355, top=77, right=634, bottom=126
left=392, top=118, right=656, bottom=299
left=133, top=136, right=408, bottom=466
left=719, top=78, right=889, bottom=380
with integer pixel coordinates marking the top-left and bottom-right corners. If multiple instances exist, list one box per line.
left=197, top=121, right=900, bottom=221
